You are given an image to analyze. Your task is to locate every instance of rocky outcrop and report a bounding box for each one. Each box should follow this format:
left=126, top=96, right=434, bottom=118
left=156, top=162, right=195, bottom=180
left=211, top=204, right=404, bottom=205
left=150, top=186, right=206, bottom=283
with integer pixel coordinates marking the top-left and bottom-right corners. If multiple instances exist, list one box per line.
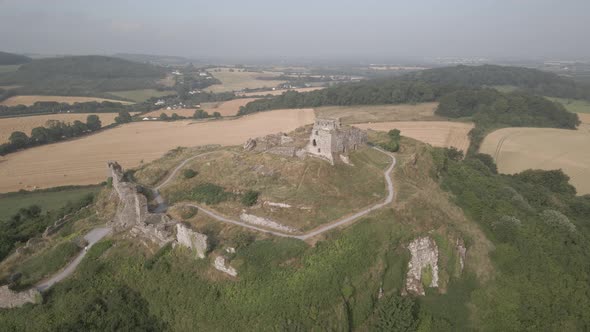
left=239, top=213, right=297, bottom=233
left=0, top=285, right=40, bottom=309
left=405, top=236, right=439, bottom=296
left=214, top=256, right=237, bottom=277
left=243, top=138, right=256, bottom=151
left=176, top=224, right=208, bottom=259
left=456, top=238, right=467, bottom=275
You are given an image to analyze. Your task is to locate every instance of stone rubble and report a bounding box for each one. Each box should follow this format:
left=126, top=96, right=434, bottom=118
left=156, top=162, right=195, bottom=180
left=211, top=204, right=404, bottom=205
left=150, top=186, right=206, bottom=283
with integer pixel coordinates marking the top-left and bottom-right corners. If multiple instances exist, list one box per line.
left=239, top=213, right=297, bottom=233
left=214, top=256, right=238, bottom=277
left=456, top=238, right=467, bottom=275
left=176, top=224, right=208, bottom=259
left=405, top=236, right=439, bottom=296
left=264, top=201, right=292, bottom=208
left=0, top=285, right=40, bottom=309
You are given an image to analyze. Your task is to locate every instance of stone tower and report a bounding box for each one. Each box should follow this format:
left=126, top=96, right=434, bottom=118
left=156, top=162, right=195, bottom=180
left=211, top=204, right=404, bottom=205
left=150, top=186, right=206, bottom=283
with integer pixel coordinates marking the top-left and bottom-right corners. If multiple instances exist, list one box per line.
left=307, top=118, right=367, bottom=164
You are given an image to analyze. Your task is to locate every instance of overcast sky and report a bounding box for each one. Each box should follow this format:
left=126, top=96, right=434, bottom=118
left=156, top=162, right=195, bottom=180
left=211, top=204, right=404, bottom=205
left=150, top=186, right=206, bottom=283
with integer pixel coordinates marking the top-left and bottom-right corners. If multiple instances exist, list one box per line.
left=0, top=0, right=588, bottom=60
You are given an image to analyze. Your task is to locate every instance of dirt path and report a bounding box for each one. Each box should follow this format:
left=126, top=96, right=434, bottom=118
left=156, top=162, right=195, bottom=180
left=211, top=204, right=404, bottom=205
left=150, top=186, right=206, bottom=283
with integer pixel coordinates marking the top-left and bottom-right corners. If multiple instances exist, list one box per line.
left=156, top=147, right=396, bottom=240
left=35, top=227, right=111, bottom=292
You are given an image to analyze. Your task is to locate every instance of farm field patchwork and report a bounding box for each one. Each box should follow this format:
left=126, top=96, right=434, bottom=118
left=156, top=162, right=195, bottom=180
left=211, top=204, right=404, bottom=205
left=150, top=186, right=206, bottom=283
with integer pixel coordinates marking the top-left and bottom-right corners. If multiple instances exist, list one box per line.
left=0, top=108, right=315, bottom=192
left=0, top=113, right=138, bottom=143
left=356, top=120, right=474, bottom=152
left=0, top=95, right=132, bottom=106
left=480, top=126, right=590, bottom=195
left=316, top=102, right=442, bottom=124
left=206, top=68, right=286, bottom=93
left=108, top=89, right=176, bottom=102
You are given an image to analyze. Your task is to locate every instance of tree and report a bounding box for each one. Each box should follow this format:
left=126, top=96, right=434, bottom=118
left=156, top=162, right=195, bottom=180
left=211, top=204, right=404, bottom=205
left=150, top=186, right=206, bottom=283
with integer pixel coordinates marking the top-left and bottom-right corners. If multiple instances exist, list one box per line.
left=30, top=127, right=49, bottom=144
left=159, top=113, right=169, bottom=121
left=212, top=111, right=221, bottom=118
left=86, top=115, right=102, bottom=131
left=9, top=131, right=29, bottom=149
left=115, top=110, right=132, bottom=124
left=193, top=109, right=209, bottom=119
left=241, top=190, right=259, bottom=207
left=373, top=295, right=419, bottom=331
left=171, top=113, right=180, bottom=120
left=72, top=120, right=88, bottom=136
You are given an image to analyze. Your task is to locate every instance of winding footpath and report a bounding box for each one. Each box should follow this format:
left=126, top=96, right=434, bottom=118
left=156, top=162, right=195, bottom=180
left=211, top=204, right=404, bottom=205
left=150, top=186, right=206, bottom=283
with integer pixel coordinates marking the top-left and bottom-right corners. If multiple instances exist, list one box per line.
left=156, top=147, right=396, bottom=240
left=36, top=227, right=111, bottom=292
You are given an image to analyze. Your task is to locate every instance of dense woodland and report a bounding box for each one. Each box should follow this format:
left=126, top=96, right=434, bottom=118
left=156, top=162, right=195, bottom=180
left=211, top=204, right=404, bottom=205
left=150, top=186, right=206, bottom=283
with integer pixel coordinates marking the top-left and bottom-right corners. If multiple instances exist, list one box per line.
left=410, top=64, right=590, bottom=100
left=0, top=56, right=168, bottom=97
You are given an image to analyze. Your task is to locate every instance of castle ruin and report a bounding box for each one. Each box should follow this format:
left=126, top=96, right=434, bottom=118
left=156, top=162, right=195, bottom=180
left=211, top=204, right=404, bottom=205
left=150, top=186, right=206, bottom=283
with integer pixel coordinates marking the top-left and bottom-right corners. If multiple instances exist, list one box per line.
left=307, top=118, right=367, bottom=164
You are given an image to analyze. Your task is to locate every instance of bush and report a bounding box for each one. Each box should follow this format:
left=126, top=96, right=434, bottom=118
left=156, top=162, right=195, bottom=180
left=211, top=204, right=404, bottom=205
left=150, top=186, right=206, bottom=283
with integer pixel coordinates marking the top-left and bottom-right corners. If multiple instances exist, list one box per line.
left=179, top=206, right=198, bottom=219
left=182, top=169, right=197, bottom=179
left=241, top=190, right=260, bottom=206
left=190, top=183, right=231, bottom=205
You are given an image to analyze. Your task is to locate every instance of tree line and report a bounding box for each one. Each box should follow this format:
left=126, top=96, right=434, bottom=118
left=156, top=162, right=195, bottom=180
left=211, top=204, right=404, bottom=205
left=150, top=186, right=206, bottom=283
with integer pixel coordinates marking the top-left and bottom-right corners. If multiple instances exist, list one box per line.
left=0, top=114, right=104, bottom=155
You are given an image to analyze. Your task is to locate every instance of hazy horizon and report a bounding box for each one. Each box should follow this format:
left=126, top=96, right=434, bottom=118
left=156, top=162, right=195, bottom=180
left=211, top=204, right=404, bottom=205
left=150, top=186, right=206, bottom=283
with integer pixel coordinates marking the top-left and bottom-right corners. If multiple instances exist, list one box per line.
left=1, top=0, right=589, bottom=61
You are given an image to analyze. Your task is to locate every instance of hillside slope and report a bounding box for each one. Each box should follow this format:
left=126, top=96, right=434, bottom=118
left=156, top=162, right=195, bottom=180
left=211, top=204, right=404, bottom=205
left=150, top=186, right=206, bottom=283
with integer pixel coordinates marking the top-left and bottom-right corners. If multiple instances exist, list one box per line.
left=0, top=55, right=168, bottom=96
left=0, top=52, right=31, bottom=66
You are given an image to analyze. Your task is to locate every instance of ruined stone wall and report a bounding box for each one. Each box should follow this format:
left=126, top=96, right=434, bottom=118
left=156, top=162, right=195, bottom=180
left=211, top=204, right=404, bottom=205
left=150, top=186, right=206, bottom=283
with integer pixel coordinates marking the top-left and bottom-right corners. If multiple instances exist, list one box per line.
left=214, top=256, right=238, bottom=277
left=307, top=119, right=368, bottom=164
left=0, top=285, right=40, bottom=309
left=240, top=213, right=297, bottom=233
left=176, top=224, right=208, bottom=258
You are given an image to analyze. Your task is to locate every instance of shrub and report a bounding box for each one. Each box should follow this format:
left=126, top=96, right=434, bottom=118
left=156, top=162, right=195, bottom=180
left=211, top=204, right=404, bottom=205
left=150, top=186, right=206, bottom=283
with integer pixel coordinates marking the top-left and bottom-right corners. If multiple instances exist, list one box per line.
left=190, top=183, right=231, bottom=205
left=179, top=206, right=198, bottom=219
left=241, top=190, right=260, bottom=206
left=182, top=169, right=197, bottom=179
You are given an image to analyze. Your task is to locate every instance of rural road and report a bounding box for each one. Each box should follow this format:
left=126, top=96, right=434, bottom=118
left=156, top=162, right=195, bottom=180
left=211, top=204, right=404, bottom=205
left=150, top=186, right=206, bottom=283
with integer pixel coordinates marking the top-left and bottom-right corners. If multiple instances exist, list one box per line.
left=157, top=147, right=396, bottom=240
left=36, top=227, right=112, bottom=292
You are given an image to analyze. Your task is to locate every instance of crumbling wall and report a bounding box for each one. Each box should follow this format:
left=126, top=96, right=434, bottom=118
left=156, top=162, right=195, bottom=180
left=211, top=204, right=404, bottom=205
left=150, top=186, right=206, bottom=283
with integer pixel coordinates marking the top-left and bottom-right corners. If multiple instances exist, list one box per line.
left=307, top=118, right=367, bottom=164
left=176, top=224, right=208, bottom=258
left=240, top=213, right=297, bottom=233
left=405, top=236, right=439, bottom=296
left=214, top=256, right=237, bottom=277
left=0, top=285, right=40, bottom=309
left=107, top=161, right=175, bottom=246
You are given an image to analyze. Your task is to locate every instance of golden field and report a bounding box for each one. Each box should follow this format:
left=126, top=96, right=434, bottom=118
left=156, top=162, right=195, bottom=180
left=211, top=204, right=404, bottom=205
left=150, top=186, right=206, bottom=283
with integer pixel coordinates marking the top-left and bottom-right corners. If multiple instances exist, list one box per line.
left=356, top=121, right=474, bottom=152
left=316, top=102, right=442, bottom=124
left=0, top=95, right=132, bottom=106
left=480, top=116, right=590, bottom=195
left=241, top=87, right=325, bottom=97
left=0, top=113, right=137, bottom=143
left=206, top=68, right=286, bottom=93
left=0, top=109, right=315, bottom=192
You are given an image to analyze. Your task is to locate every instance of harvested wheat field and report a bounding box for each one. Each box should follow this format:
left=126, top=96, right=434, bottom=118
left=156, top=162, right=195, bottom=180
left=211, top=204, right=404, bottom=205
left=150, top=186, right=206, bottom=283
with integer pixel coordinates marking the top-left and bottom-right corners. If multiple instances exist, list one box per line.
left=317, top=102, right=442, bottom=124
left=242, top=87, right=325, bottom=97
left=144, top=98, right=260, bottom=118
left=0, top=95, right=132, bottom=107
left=206, top=68, right=286, bottom=93
left=0, top=113, right=137, bottom=143
left=0, top=109, right=315, bottom=192
left=356, top=121, right=474, bottom=152
left=480, top=127, right=590, bottom=195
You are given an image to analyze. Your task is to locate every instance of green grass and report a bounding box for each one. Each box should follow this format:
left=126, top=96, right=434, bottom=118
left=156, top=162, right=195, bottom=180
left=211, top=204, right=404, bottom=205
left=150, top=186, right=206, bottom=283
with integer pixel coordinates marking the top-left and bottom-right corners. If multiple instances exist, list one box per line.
left=0, top=65, right=20, bottom=74
left=108, top=89, right=176, bottom=102
left=545, top=96, right=590, bottom=113
left=490, top=85, right=518, bottom=93
left=0, top=186, right=101, bottom=220
left=16, top=240, right=80, bottom=286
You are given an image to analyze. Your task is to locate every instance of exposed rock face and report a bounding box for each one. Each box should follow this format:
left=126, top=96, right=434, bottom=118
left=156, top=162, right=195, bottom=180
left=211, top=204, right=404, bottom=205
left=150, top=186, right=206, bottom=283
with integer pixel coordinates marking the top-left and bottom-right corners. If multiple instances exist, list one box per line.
left=243, top=138, right=256, bottom=151
left=405, top=236, right=439, bottom=296
left=176, top=224, right=208, bottom=259
left=0, top=285, right=40, bottom=308
left=307, top=118, right=367, bottom=164
left=239, top=213, right=297, bottom=233
left=456, top=238, right=467, bottom=275
left=214, top=256, right=237, bottom=277
left=108, top=161, right=174, bottom=246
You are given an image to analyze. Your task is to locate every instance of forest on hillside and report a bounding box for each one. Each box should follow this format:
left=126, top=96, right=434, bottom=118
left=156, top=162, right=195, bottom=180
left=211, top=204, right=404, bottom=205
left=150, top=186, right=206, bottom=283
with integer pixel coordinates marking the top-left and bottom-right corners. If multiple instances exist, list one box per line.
left=0, top=51, right=31, bottom=66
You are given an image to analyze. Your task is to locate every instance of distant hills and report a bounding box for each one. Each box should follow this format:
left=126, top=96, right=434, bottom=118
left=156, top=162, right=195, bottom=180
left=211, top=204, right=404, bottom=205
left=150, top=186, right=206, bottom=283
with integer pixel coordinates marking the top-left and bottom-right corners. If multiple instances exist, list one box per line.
left=0, top=55, right=169, bottom=97
left=0, top=51, right=32, bottom=66
left=113, top=53, right=197, bottom=66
